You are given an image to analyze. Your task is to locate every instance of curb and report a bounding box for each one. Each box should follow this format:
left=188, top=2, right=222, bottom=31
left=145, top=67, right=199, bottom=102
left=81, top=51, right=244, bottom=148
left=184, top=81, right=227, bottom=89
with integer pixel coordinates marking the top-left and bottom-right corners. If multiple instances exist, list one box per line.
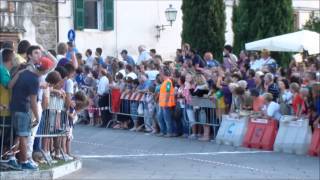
left=0, top=159, right=82, bottom=180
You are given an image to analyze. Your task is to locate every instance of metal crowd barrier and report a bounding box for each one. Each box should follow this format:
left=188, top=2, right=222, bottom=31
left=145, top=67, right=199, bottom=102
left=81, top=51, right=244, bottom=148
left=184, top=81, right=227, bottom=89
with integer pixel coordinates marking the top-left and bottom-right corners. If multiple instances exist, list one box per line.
left=107, top=88, right=146, bottom=130
left=35, top=109, right=69, bottom=166
left=189, top=96, right=221, bottom=139
left=106, top=89, right=222, bottom=138
left=0, top=116, right=15, bottom=171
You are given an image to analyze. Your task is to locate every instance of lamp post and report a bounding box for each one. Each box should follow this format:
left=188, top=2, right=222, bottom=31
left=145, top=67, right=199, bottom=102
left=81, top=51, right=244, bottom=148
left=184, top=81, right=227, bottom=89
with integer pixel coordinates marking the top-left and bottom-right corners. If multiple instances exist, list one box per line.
left=155, top=4, right=177, bottom=40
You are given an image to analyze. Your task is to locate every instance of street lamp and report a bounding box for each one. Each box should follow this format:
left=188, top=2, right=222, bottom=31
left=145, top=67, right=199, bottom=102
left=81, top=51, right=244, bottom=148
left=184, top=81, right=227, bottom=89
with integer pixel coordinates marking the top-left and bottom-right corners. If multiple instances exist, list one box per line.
left=155, top=4, right=177, bottom=40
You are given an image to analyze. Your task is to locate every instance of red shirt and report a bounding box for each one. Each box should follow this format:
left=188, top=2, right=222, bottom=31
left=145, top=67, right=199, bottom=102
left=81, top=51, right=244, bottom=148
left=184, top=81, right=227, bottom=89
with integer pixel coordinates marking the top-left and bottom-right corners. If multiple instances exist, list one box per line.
left=253, top=96, right=265, bottom=112
left=292, top=94, right=305, bottom=115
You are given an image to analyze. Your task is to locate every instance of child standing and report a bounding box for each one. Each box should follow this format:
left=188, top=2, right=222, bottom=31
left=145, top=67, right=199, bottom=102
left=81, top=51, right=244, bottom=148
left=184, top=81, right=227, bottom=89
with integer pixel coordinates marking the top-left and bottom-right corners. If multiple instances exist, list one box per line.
left=40, top=71, right=66, bottom=163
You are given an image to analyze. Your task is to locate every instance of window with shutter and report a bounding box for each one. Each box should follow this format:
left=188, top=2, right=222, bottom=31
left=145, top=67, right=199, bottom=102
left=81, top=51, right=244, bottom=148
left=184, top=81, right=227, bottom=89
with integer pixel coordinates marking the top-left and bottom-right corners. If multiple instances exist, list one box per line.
left=84, top=0, right=98, bottom=29
left=103, top=0, right=114, bottom=30
left=74, top=0, right=84, bottom=30
left=74, top=0, right=113, bottom=31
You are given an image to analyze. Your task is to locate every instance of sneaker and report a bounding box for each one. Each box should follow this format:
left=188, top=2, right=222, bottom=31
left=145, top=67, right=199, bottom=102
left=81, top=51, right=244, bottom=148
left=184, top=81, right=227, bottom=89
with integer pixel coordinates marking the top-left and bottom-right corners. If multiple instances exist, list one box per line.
left=150, top=130, right=158, bottom=134
left=54, top=154, right=64, bottom=160
left=6, top=159, right=22, bottom=170
left=155, top=133, right=164, bottom=137
left=44, top=152, right=54, bottom=164
left=188, top=134, right=197, bottom=140
left=64, top=154, right=74, bottom=161
left=21, top=161, right=39, bottom=171
left=129, top=127, right=137, bottom=132
left=29, top=159, right=39, bottom=167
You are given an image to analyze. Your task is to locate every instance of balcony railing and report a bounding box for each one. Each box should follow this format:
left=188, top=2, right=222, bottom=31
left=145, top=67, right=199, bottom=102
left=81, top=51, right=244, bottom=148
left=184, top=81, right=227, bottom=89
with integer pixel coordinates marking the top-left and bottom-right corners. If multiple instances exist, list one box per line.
left=0, top=1, right=26, bottom=33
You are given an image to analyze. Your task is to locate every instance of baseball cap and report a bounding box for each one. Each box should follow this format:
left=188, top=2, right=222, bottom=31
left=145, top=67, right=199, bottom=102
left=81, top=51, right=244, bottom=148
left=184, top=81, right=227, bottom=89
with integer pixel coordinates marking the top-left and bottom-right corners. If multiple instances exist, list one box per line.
left=36, top=56, right=54, bottom=71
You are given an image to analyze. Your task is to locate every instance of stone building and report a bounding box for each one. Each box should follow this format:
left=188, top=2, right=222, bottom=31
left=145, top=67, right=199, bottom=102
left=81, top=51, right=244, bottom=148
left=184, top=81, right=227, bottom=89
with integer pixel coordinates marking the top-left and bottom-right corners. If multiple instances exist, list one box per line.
left=0, top=0, right=58, bottom=50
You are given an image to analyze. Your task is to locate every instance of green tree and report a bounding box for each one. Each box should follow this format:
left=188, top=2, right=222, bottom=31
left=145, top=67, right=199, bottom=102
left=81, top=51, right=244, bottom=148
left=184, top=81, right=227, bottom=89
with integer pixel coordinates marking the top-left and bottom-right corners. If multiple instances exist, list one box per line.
left=181, top=0, right=226, bottom=61
left=303, top=12, right=320, bottom=33
left=231, top=0, right=239, bottom=54
left=233, top=0, right=294, bottom=65
left=232, top=0, right=261, bottom=55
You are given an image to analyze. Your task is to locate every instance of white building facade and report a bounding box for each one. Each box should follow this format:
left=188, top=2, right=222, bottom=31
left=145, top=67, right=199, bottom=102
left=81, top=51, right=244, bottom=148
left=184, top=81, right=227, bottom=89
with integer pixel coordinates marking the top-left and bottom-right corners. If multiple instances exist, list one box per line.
left=0, top=0, right=319, bottom=59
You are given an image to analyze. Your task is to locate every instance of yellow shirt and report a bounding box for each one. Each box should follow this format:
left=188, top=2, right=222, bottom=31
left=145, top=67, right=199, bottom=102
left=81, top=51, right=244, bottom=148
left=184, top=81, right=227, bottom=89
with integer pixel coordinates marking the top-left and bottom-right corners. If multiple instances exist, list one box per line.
left=0, top=85, right=10, bottom=117
left=15, top=54, right=27, bottom=66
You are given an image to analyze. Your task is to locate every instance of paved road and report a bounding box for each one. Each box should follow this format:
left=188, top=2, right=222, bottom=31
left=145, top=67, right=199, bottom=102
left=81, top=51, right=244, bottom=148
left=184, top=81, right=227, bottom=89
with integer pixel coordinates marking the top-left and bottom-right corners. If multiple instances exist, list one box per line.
left=61, top=125, right=319, bottom=179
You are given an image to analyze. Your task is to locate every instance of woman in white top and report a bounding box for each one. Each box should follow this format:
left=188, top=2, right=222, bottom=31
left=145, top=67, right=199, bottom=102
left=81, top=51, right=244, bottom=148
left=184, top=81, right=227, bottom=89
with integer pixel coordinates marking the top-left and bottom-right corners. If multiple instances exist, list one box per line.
left=278, top=79, right=293, bottom=115
left=125, top=64, right=137, bottom=80
left=145, top=63, right=159, bottom=81
left=262, top=93, right=282, bottom=121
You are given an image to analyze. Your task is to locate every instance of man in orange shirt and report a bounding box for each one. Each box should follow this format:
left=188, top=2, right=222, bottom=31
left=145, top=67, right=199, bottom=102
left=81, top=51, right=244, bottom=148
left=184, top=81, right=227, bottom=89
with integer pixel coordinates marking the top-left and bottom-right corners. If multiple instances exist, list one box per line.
left=157, top=67, right=176, bottom=137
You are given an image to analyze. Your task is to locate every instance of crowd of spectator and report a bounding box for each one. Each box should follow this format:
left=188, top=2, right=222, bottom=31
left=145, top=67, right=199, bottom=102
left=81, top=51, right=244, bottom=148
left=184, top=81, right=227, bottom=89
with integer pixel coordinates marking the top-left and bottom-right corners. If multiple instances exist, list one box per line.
left=0, top=40, right=319, bottom=171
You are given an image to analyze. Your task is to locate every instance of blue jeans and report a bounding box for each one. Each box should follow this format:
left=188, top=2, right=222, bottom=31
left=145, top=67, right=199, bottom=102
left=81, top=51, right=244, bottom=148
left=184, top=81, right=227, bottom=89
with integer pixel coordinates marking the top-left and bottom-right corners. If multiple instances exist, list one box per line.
left=130, top=101, right=138, bottom=122
left=157, top=107, right=175, bottom=134
left=180, top=108, right=189, bottom=135
left=143, top=103, right=152, bottom=130
left=12, top=112, right=32, bottom=137
left=176, top=102, right=189, bottom=135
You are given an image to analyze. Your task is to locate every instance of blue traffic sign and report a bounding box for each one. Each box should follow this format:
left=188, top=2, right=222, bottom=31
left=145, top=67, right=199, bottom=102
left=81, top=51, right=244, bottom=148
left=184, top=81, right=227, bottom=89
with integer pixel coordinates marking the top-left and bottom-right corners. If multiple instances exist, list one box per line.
left=68, top=29, right=76, bottom=42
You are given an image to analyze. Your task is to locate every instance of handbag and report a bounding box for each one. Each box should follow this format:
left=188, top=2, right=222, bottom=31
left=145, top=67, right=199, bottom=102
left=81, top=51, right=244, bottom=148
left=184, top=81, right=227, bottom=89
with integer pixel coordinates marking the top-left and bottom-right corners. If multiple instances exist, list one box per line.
left=137, top=103, right=144, bottom=115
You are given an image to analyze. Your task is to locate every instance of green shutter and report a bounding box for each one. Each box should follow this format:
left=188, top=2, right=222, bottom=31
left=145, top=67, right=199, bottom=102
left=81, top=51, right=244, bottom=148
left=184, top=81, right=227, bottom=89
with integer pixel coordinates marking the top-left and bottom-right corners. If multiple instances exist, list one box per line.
left=74, top=0, right=84, bottom=30
left=103, top=0, right=114, bottom=30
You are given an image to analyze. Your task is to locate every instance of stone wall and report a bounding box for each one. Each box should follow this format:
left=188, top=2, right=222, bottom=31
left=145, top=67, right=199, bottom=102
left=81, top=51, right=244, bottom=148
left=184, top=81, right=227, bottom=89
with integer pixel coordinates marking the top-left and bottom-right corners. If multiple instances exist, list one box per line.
left=30, top=1, right=58, bottom=50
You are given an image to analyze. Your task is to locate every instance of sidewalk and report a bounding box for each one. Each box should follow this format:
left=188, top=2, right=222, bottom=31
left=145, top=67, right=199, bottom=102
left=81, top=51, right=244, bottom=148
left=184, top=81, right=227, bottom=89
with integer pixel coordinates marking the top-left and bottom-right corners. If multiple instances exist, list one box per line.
left=0, top=159, right=82, bottom=180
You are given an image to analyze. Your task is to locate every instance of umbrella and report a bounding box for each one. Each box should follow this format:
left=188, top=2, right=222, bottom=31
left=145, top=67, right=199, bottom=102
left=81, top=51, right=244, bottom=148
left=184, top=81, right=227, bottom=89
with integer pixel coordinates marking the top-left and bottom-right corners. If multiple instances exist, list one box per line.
left=245, top=30, right=320, bottom=55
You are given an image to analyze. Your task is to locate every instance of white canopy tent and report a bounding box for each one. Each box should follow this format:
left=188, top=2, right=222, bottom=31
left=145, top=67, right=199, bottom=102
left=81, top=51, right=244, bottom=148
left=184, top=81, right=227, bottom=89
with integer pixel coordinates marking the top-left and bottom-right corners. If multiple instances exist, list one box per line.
left=245, top=30, right=320, bottom=55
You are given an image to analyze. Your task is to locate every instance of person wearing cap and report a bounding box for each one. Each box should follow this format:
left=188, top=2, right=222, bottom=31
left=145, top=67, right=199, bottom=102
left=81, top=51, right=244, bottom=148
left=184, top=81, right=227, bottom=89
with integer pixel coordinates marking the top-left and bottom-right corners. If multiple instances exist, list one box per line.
left=120, top=49, right=135, bottom=66
left=24, top=45, right=58, bottom=166
left=9, top=55, right=54, bottom=170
